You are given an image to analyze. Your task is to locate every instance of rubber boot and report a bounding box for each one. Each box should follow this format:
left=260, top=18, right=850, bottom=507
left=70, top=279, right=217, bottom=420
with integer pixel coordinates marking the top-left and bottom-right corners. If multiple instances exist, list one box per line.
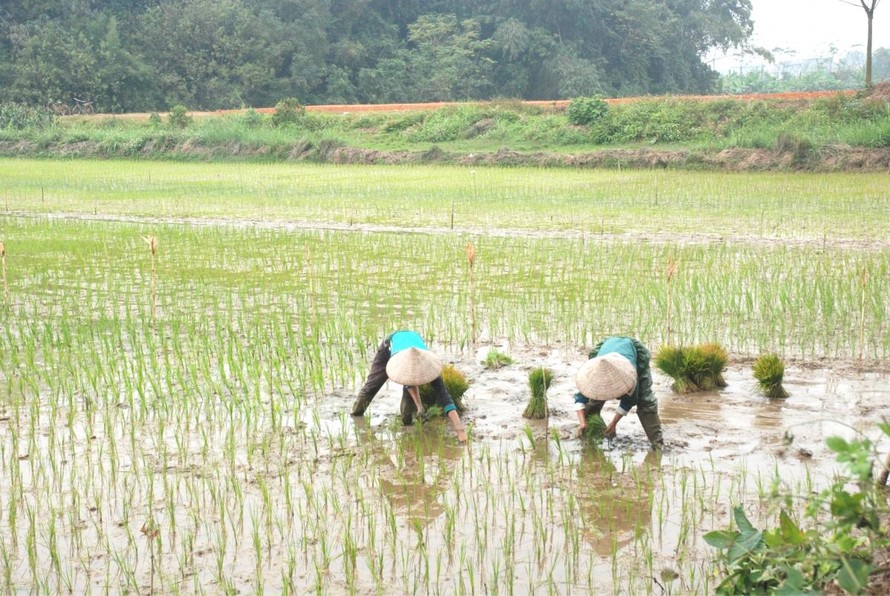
left=351, top=393, right=373, bottom=416
left=400, top=392, right=417, bottom=426
left=637, top=407, right=664, bottom=450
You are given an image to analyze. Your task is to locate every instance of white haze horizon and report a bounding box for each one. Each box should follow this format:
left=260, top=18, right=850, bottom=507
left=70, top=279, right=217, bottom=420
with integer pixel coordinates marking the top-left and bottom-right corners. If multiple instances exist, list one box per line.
left=709, top=0, right=888, bottom=73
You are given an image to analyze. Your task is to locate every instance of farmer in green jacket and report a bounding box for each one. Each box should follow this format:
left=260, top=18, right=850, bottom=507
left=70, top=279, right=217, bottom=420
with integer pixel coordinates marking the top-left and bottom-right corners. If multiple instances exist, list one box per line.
left=574, top=336, right=663, bottom=449
left=351, top=330, right=467, bottom=443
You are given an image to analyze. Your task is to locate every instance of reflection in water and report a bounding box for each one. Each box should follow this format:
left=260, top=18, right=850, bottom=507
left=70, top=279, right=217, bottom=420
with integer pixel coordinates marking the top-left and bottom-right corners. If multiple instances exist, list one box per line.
left=659, top=394, right=724, bottom=425
left=352, top=417, right=462, bottom=527
left=573, top=449, right=660, bottom=557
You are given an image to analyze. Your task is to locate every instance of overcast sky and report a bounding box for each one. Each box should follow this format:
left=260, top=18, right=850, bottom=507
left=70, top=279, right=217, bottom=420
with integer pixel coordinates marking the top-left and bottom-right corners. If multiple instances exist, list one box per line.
left=710, top=0, right=888, bottom=71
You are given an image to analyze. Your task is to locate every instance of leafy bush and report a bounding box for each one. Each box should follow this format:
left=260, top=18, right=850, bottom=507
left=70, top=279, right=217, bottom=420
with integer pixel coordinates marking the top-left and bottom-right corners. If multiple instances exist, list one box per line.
left=705, top=426, right=890, bottom=594
left=567, top=96, right=609, bottom=126
left=523, top=367, right=554, bottom=419
left=654, top=343, right=728, bottom=393
left=482, top=350, right=514, bottom=370
left=167, top=105, right=192, bottom=129
left=419, top=364, right=469, bottom=412
left=272, top=98, right=305, bottom=128
left=0, top=103, right=54, bottom=130
left=405, top=105, right=482, bottom=143
left=239, top=108, right=265, bottom=129
left=752, top=353, right=788, bottom=398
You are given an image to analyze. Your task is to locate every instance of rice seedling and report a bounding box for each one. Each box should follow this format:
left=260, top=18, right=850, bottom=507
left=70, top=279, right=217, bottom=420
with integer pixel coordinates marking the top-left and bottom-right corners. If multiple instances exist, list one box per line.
left=859, top=266, right=868, bottom=368
left=664, top=257, right=678, bottom=344
left=0, top=240, right=7, bottom=305
left=466, top=241, right=477, bottom=346
left=482, top=349, right=514, bottom=370
left=752, top=353, right=789, bottom=398
left=141, top=235, right=158, bottom=324
left=523, top=367, right=553, bottom=419
left=654, top=343, right=728, bottom=393
left=580, top=413, right=607, bottom=444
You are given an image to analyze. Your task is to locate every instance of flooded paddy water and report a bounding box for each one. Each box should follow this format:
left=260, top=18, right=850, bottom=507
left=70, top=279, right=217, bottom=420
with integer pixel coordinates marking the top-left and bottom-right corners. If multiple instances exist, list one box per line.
left=5, top=344, right=885, bottom=593
left=2, top=161, right=890, bottom=593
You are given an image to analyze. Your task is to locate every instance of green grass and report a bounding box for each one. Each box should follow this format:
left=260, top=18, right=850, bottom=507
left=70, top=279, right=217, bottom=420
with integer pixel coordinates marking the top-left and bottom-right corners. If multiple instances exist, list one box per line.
left=2, top=158, right=890, bottom=242
left=3, top=92, right=889, bottom=158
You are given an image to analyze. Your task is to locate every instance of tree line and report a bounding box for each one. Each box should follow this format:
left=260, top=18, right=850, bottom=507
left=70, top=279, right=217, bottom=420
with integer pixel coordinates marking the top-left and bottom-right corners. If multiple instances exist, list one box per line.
left=0, top=0, right=755, bottom=113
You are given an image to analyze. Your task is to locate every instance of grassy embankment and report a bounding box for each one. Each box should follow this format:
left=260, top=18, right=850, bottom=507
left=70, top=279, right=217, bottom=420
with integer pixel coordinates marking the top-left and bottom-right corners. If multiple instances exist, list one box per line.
left=2, top=90, right=889, bottom=168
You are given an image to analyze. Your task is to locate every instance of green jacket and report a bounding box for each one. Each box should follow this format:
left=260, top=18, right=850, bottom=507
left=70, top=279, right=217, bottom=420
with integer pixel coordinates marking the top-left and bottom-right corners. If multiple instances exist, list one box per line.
left=576, top=336, right=654, bottom=415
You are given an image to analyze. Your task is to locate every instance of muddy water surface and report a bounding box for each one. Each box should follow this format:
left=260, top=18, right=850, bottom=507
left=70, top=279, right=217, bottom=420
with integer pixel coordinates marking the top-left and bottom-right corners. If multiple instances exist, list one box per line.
left=3, top=343, right=889, bottom=594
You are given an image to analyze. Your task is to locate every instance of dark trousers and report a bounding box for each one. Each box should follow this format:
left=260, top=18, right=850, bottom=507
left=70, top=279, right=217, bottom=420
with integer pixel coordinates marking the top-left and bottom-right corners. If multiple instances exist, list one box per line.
left=357, top=339, right=455, bottom=411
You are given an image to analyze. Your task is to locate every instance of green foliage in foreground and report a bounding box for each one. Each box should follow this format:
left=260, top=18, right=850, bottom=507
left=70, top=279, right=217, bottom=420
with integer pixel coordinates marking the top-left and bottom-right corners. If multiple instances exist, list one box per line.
left=705, top=426, right=890, bottom=594
left=654, top=343, right=728, bottom=393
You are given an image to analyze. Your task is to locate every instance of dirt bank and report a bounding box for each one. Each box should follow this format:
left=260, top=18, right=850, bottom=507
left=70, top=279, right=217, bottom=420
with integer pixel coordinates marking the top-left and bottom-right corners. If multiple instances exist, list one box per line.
left=3, top=139, right=889, bottom=172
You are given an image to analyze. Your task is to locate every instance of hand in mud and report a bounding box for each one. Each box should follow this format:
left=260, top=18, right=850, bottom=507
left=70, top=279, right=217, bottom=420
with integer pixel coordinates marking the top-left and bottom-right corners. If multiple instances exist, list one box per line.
left=604, top=426, right=617, bottom=439
left=574, top=426, right=586, bottom=439
left=456, top=428, right=468, bottom=443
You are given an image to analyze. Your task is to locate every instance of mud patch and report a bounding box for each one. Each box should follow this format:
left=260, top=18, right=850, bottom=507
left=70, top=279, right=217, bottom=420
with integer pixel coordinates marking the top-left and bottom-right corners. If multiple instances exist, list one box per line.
left=330, top=343, right=890, bottom=475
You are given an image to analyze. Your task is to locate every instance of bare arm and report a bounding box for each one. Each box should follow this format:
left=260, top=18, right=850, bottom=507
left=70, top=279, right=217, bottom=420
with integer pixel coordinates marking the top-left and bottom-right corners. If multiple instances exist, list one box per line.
left=604, top=412, right=624, bottom=438
left=447, top=410, right=467, bottom=443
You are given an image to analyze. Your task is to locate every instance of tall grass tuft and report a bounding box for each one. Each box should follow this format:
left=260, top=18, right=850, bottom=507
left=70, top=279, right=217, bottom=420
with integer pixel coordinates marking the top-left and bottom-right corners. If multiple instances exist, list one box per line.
left=523, top=367, right=553, bottom=419
left=665, top=258, right=677, bottom=344
left=466, top=241, right=476, bottom=346
left=654, top=343, right=728, bottom=394
left=419, top=365, right=469, bottom=412
left=859, top=266, right=868, bottom=367
left=142, top=235, right=158, bottom=324
left=752, top=354, right=789, bottom=399
left=0, top=240, right=7, bottom=305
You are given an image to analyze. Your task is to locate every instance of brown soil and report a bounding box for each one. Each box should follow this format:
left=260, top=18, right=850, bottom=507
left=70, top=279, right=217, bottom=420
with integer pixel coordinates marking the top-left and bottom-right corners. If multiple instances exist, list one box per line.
left=77, top=90, right=859, bottom=120
left=4, top=139, right=889, bottom=172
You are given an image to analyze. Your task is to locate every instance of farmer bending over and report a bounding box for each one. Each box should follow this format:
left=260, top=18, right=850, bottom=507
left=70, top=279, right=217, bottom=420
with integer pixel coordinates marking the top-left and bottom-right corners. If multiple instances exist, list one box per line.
left=574, top=336, right=663, bottom=449
left=351, top=330, right=467, bottom=443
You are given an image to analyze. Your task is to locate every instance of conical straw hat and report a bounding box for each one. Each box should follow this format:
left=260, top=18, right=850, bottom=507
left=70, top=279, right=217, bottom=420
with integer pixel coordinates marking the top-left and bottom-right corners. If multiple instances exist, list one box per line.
left=386, top=347, right=443, bottom=386
left=575, top=352, right=637, bottom=400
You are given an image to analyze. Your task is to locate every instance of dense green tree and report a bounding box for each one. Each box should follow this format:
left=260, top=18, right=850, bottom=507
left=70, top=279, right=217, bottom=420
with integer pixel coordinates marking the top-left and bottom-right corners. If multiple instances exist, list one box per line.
left=0, top=0, right=795, bottom=110
left=404, top=15, right=494, bottom=101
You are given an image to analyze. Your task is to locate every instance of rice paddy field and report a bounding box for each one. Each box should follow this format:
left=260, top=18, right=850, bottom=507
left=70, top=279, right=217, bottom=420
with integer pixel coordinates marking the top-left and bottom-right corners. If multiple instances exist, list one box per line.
left=1, top=157, right=889, bottom=593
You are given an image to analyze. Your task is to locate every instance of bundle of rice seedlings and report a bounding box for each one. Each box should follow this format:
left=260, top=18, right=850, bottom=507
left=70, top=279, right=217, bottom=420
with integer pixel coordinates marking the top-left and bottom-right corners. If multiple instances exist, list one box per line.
left=482, top=350, right=514, bottom=370
left=419, top=364, right=469, bottom=413
left=654, top=342, right=729, bottom=394
left=653, top=345, right=694, bottom=393
left=752, top=353, right=789, bottom=399
left=580, top=413, right=607, bottom=444
left=699, top=342, right=728, bottom=389
left=523, top=367, right=553, bottom=419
